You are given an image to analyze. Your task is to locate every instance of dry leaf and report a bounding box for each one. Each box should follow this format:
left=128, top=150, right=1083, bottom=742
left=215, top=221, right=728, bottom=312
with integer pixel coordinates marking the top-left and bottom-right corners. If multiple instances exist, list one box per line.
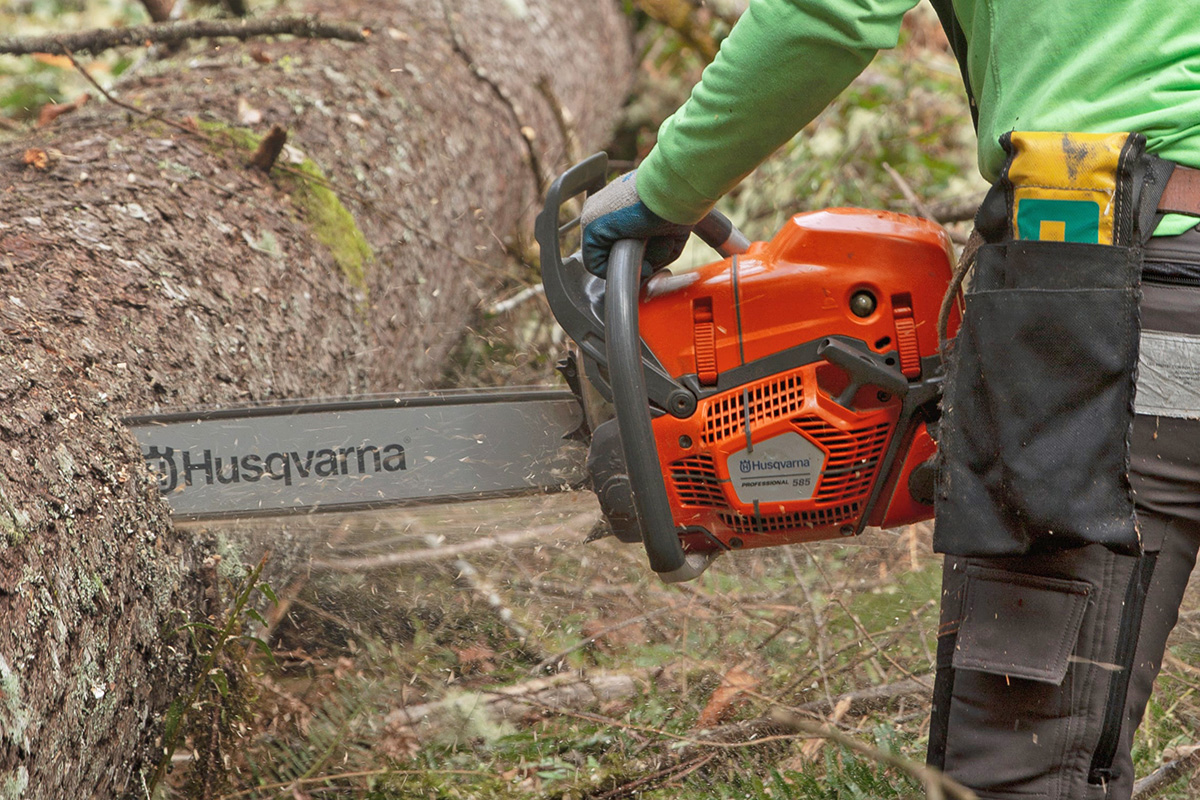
left=454, top=643, right=497, bottom=674
left=37, top=94, right=89, bottom=128
left=22, top=148, right=49, bottom=170
left=249, top=46, right=272, bottom=64
left=30, top=53, right=74, bottom=70
left=696, top=664, right=759, bottom=729
left=799, top=694, right=853, bottom=761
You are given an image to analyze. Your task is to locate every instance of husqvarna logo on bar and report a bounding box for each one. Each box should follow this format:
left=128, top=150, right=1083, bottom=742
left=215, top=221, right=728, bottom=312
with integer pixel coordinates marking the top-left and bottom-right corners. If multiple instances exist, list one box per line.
left=143, top=443, right=406, bottom=493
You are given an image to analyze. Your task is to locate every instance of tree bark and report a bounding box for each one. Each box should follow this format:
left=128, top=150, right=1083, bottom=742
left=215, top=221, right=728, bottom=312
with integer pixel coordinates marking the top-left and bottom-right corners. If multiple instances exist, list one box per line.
left=0, top=1, right=632, bottom=795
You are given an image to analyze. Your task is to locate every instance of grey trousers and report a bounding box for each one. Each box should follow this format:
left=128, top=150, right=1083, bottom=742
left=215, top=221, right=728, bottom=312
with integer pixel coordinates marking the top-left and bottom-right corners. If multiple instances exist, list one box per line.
left=929, top=282, right=1200, bottom=800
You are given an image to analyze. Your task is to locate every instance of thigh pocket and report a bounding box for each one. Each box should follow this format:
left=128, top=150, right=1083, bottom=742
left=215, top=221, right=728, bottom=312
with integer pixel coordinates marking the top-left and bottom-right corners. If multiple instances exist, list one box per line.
left=954, top=565, right=1092, bottom=684
left=935, top=240, right=1142, bottom=557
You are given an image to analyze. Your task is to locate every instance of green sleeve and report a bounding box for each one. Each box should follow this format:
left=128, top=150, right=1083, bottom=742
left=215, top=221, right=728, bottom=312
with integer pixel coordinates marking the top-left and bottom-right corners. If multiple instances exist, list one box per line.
left=637, top=0, right=919, bottom=224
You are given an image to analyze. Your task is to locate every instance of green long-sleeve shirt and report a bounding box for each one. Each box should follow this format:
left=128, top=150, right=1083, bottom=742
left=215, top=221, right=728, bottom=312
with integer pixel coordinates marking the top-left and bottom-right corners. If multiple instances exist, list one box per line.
left=637, top=0, right=1200, bottom=235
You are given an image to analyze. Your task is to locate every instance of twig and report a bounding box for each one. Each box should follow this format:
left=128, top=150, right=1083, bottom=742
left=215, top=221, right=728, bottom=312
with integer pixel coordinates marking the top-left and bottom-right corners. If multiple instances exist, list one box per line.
left=928, top=195, right=983, bottom=224
left=791, top=676, right=930, bottom=717
left=0, top=16, right=367, bottom=57
left=794, top=555, right=837, bottom=712
left=883, top=161, right=940, bottom=224
left=678, top=678, right=930, bottom=763
left=535, top=75, right=581, bottom=170
left=311, top=511, right=599, bottom=572
left=214, top=768, right=497, bottom=800
left=529, top=606, right=675, bottom=675
left=488, top=283, right=544, bottom=315
left=59, top=45, right=197, bottom=138
left=833, top=596, right=935, bottom=689
left=1132, top=746, right=1200, bottom=799
left=769, top=709, right=977, bottom=800
left=590, top=753, right=717, bottom=800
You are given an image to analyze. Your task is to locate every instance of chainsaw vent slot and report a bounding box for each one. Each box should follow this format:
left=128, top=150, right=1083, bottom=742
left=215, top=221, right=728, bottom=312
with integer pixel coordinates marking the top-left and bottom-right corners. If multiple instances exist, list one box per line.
left=795, top=418, right=891, bottom=504
left=720, top=502, right=862, bottom=535
left=693, top=298, right=719, bottom=386
left=669, top=455, right=725, bottom=507
left=892, top=294, right=921, bottom=378
left=702, top=371, right=805, bottom=444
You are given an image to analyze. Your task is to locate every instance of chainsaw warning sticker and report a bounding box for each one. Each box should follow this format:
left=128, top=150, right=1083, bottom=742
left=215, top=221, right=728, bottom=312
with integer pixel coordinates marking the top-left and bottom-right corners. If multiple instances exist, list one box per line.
left=726, top=431, right=825, bottom=505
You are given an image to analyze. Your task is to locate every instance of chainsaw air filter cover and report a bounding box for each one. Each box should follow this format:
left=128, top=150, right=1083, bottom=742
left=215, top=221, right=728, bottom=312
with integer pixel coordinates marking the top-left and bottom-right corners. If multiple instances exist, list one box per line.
left=636, top=208, right=957, bottom=554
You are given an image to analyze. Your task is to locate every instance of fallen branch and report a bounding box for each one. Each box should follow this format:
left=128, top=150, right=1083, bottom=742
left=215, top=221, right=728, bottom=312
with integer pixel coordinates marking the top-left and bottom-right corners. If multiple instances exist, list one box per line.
left=796, top=675, right=930, bottom=717
left=0, top=16, right=367, bottom=57
left=311, top=511, right=600, bottom=572
left=1133, top=745, right=1200, bottom=799
left=384, top=670, right=645, bottom=737
left=675, top=676, right=931, bottom=761
left=590, top=753, right=718, bottom=800
left=928, top=195, right=983, bottom=225
left=769, top=709, right=977, bottom=800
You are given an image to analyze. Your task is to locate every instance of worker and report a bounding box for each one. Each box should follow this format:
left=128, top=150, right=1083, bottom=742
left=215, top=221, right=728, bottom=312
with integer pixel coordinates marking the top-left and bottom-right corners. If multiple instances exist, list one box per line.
left=580, top=2, right=1200, bottom=798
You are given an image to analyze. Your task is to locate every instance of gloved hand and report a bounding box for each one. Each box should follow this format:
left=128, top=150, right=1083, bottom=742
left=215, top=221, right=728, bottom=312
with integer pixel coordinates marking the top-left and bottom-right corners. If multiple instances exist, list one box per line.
left=580, top=170, right=694, bottom=279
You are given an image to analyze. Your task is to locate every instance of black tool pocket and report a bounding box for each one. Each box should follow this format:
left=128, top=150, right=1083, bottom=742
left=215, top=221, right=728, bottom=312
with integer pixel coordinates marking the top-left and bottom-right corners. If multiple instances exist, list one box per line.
left=935, top=239, right=1142, bottom=556
left=952, top=564, right=1092, bottom=684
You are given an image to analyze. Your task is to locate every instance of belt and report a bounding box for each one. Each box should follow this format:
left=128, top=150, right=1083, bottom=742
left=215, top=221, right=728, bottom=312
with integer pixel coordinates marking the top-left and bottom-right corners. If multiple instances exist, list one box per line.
left=1158, top=164, right=1200, bottom=216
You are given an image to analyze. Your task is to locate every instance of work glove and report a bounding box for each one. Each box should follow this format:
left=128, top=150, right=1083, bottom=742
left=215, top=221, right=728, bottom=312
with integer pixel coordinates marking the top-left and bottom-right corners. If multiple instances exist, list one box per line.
left=580, top=170, right=694, bottom=279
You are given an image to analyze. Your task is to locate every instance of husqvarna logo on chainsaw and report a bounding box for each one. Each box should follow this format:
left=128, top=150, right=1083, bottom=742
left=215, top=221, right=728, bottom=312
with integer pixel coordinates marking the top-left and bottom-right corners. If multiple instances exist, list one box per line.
left=727, top=432, right=825, bottom=505
left=142, top=442, right=406, bottom=493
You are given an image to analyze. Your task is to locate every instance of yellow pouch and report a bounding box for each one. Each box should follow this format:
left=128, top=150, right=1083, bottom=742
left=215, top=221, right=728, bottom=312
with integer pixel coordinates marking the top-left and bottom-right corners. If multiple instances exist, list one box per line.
left=1004, top=131, right=1131, bottom=245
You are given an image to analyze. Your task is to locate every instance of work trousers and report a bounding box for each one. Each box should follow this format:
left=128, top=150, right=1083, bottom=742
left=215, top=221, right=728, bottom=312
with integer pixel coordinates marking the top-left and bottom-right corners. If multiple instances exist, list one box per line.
left=931, top=280, right=1200, bottom=800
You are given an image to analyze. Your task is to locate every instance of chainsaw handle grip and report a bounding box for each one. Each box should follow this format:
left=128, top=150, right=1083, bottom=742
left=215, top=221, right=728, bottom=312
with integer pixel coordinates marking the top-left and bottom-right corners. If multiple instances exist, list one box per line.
left=606, top=238, right=693, bottom=578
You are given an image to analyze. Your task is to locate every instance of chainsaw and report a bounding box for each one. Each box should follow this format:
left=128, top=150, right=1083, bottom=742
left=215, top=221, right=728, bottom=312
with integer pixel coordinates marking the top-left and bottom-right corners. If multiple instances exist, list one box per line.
left=127, top=154, right=959, bottom=583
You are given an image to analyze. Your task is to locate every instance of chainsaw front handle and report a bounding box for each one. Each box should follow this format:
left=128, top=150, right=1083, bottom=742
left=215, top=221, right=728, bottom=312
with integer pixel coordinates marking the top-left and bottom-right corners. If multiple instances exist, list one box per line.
left=538, top=153, right=747, bottom=582
left=607, top=238, right=716, bottom=582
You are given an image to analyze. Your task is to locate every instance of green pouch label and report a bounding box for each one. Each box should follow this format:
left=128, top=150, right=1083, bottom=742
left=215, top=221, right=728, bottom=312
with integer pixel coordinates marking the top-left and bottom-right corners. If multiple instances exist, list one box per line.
left=1015, top=198, right=1102, bottom=243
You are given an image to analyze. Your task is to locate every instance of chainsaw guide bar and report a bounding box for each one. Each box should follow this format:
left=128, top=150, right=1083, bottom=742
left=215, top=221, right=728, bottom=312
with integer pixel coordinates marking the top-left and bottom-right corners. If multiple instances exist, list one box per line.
left=126, top=388, right=588, bottom=521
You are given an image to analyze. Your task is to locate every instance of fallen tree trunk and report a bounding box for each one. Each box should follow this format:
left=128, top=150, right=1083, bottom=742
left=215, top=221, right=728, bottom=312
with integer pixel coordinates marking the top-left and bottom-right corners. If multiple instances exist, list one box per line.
left=0, top=1, right=632, bottom=795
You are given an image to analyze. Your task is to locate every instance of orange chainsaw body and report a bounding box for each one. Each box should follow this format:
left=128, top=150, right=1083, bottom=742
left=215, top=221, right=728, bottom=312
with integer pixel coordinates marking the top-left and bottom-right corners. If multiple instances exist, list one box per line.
left=636, top=208, right=959, bottom=553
